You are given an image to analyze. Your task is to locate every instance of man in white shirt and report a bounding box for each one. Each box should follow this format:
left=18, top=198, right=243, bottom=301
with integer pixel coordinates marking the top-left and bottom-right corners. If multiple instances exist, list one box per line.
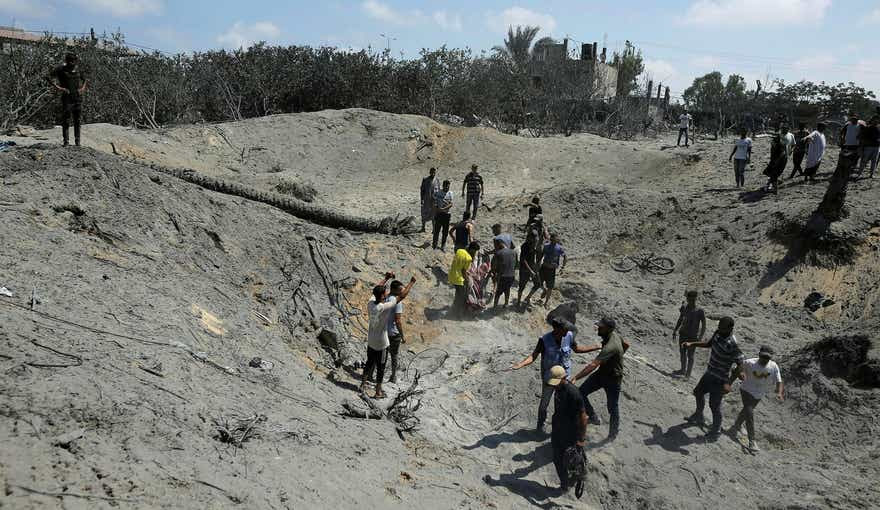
left=780, top=125, right=796, bottom=178
left=802, top=123, right=827, bottom=183
left=677, top=111, right=692, bottom=147
left=728, top=346, right=783, bottom=453
left=362, top=272, right=416, bottom=398
left=728, top=130, right=752, bottom=188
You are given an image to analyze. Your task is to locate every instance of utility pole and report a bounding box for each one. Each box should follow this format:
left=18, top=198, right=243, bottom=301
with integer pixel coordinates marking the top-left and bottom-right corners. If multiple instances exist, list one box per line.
left=379, top=33, right=396, bottom=54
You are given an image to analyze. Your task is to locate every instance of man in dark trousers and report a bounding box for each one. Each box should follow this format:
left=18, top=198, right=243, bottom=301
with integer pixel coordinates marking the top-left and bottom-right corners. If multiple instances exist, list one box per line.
left=461, top=164, right=484, bottom=219
left=432, top=180, right=453, bottom=251
left=672, top=290, right=706, bottom=379
left=47, top=52, right=88, bottom=147
left=546, top=365, right=588, bottom=492
left=419, top=167, right=440, bottom=232
left=682, top=317, right=744, bottom=440
left=572, top=318, right=626, bottom=440
left=788, top=123, right=810, bottom=179
left=510, top=318, right=598, bottom=434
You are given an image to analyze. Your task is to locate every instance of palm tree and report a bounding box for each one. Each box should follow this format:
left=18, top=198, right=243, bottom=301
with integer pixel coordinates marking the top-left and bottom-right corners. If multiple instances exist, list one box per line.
left=492, top=25, right=541, bottom=68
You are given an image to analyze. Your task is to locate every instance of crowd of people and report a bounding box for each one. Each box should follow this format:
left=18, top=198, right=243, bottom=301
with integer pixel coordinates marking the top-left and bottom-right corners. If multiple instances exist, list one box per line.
left=369, top=161, right=788, bottom=494
left=726, top=113, right=879, bottom=193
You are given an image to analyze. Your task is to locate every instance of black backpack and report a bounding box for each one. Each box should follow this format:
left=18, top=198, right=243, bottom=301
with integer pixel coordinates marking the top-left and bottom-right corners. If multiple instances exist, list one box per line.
left=564, top=445, right=587, bottom=498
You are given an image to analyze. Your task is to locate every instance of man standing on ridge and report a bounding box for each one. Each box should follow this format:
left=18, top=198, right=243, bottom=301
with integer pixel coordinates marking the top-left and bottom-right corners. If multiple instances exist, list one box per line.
left=432, top=180, right=453, bottom=251
left=682, top=317, right=744, bottom=441
left=511, top=318, right=598, bottom=434
left=728, top=346, right=784, bottom=453
left=672, top=290, right=706, bottom=380
left=462, top=164, right=484, bottom=220
left=677, top=111, right=692, bottom=147
left=420, top=167, right=440, bottom=233
left=572, top=318, right=627, bottom=440
left=47, top=52, right=88, bottom=147
left=362, top=273, right=416, bottom=399
left=729, top=130, right=752, bottom=188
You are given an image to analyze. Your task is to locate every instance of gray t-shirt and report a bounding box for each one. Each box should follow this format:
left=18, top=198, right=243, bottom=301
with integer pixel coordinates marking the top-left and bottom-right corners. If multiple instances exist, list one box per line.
left=495, top=247, right=516, bottom=278
left=385, top=296, right=404, bottom=337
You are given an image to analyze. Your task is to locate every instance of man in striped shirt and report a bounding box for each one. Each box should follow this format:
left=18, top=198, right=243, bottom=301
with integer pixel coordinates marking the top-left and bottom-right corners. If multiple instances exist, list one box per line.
left=682, top=317, right=744, bottom=441
left=461, top=164, right=484, bottom=220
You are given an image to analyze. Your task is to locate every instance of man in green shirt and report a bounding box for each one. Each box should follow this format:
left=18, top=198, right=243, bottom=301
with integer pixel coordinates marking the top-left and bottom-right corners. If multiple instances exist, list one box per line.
left=572, top=318, right=626, bottom=440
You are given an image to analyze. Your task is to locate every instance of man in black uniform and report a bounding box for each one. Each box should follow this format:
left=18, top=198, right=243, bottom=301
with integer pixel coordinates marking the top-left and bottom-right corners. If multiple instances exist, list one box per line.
left=547, top=365, right=587, bottom=492
left=47, top=53, right=88, bottom=147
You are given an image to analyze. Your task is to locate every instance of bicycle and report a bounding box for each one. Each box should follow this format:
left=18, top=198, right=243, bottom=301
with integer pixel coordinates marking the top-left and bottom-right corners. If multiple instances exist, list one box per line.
left=610, top=252, right=675, bottom=275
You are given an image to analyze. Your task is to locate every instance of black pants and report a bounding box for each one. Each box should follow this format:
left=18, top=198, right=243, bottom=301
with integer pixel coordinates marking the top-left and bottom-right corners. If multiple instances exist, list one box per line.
left=679, top=340, right=695, bottom=378
left=551, top=435, right=575, bottom=488
left=790, top=150, right=805, bottom=178
left=677, top=128, right=688, bottom=146
left=432, top=212, right=450, bottom=250
left=732, top=390, right=761, bottom=441
left=387, top=334, right=402, bottom=380
left=453, top=284, right=468, bottom=316
left=362, top=346, right=387, bottom=385
left=465, top=193, right=480, bottom=219
left=60, top=100, right=82, bottom=145
left=580, top=375, right=621, bottom=436
left=693, top=374, right=725, bottom=433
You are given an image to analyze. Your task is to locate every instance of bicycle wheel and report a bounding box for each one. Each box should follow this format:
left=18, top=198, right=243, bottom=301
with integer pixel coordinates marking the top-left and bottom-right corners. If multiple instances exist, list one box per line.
left=647, top=257, right=675, bottom=275
left=611, top=256, right=637, bottom=272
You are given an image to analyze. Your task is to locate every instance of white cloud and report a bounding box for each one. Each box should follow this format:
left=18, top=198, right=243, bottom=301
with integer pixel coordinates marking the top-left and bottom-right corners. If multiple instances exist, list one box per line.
left=866, top=8, right=880, bottom=24
left=643, top=59, right=677, bottom=81
left=690, top=55, right=722, bottom=68
left=793, top=53, right=834, bottom=70
left=68, top=0, right=163, bottom=17
left=362, top=0, right=419, bottom=25
left=486, top=7, right=557, bottom=34
left=217, top=21, right=281, bottom=49
left=145, top=25, right=191, bottom=53
left=0, top=0, right=54, bottom=17
left=683, top=0, right=830, bottom=27
left=433, top=10, right=463, bottom=31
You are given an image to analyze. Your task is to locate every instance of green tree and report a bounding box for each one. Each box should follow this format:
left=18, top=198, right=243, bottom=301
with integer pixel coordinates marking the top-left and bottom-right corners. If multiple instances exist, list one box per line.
left=493, top=25, right=541, bottom=69
left=612, top=41, right=644, bottom=98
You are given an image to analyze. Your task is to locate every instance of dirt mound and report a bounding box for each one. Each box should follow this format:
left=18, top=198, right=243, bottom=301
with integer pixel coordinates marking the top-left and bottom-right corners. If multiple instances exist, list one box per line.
left=788, top=334, right=880, bottom=389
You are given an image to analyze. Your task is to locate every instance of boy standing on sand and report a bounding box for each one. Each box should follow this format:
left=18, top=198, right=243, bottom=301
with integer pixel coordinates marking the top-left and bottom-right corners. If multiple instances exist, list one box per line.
left=729, top=130, right=752, bottom=188
left=672, top=290, right=706, bottom=380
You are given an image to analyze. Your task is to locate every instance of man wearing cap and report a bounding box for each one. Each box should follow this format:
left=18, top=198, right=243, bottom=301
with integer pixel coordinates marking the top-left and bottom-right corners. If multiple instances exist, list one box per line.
left=572, top=318, right=626, bottom=440
left=511, top=319, right=599, bottom=434
left=462, top=164, right=484, bottom=219
left=672, top=290, right=706, bottom=379
left=47, top=52, right=88, bottom=147
left=546, top=365, right=588, bottom=492
left=729, top=346, right=783, bottom=452
left=362, top=273, right=416, bottom=399
left=682, top=317, right=744, bottom=440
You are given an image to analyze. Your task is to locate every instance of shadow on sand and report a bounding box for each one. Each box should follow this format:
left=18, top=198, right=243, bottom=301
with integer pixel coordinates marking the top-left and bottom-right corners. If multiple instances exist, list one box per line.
left=482, top=442, right=566, bottom=509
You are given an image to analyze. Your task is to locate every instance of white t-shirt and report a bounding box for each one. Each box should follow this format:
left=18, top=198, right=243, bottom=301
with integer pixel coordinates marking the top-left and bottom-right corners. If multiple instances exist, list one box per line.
left=679, top=114, right=692, bottom=129
left=781, top=132, right=795, bottom=155
left=805, top=131, right=826, bottom=167
left=367, top=295, right=398, bottom=350
left=733, top=138, right=752, bottom=160
left=385, top=296, right=404, bottom=336
left=740, top=358, right=782, bottom=399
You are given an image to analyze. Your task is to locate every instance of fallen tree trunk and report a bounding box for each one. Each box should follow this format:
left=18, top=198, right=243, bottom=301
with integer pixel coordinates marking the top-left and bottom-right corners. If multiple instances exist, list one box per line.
left=147, top=162, right=415, bottom=235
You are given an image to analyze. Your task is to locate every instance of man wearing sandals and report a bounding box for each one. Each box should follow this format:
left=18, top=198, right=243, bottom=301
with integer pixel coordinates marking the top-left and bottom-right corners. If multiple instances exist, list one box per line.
left=362, top=272, right=416, bottom=399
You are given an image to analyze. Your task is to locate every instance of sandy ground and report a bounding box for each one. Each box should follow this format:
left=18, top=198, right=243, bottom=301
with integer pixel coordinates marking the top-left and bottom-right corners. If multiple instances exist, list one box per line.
left=2, top=111, right=879, bottom=509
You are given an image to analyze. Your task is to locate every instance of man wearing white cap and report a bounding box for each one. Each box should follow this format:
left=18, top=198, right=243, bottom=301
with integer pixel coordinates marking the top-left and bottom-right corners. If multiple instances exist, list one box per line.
left=546, top=365, right=588, bottom=492
left=728, top=346, right=783, bottom=453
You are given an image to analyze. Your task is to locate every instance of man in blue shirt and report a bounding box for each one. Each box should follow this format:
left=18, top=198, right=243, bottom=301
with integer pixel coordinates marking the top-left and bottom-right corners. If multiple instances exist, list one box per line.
left=511, top=318, right=598, bottom=434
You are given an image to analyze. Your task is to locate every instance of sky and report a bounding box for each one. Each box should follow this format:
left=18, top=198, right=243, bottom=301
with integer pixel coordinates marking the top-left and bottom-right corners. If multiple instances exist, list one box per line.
left=3, top=0, right=880, bottom=99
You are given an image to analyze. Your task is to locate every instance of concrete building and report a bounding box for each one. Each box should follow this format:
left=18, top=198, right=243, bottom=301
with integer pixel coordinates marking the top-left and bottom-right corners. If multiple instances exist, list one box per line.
left=529, top=38, right=618, bottom=100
